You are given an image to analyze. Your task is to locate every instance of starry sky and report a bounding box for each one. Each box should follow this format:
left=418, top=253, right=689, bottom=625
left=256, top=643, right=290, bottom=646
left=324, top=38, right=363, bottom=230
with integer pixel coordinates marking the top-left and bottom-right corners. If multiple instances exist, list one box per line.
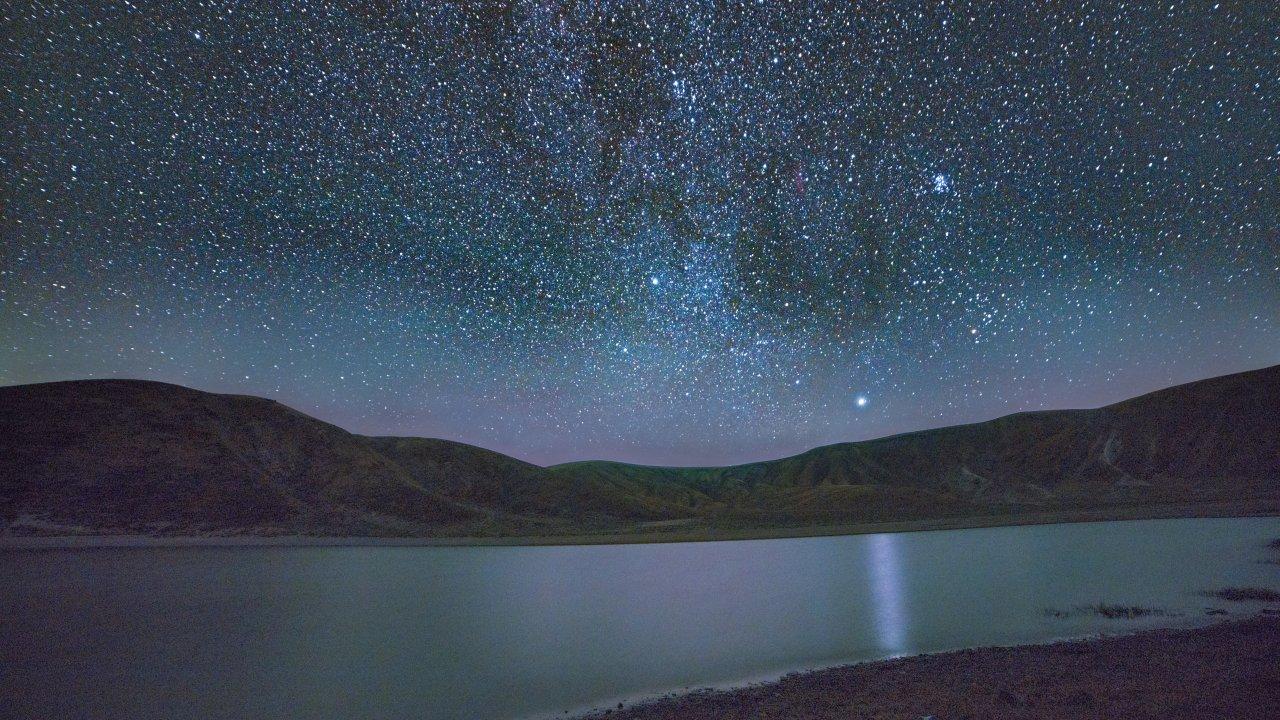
left=2, top=1, right=1277, bottom=466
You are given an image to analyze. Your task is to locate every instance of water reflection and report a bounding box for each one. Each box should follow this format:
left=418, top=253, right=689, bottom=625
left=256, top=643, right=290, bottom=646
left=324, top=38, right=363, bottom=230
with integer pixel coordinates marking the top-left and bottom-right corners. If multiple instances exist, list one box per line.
left=2, top=517, right=1277, bottom=720
left=865, top=533, right=907, bottom=654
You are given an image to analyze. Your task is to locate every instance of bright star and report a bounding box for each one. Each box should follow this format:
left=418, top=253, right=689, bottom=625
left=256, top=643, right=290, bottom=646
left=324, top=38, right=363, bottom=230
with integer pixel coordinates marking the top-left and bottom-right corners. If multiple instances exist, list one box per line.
left=856, top=395, right=869, bottom=408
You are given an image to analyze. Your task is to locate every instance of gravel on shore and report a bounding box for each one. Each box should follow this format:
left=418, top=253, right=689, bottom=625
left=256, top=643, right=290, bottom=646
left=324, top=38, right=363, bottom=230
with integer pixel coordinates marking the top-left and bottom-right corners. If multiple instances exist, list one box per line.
left=584, top=615, right=1280, bottom=720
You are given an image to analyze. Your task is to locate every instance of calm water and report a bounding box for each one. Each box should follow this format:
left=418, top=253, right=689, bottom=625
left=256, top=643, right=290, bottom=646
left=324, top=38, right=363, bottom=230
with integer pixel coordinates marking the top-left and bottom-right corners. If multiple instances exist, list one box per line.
left=2, top=517, right=1278, bottom=720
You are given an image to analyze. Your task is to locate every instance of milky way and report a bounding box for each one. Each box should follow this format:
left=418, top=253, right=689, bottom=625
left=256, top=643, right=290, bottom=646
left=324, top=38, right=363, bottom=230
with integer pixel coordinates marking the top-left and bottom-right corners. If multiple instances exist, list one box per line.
left=3, top=1, right=1277, bottom=465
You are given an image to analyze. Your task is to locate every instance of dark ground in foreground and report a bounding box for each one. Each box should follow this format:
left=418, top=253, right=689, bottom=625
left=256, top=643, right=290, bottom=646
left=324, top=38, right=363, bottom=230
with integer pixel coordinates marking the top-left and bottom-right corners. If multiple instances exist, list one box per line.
left=585, top=615, right=1280, bottom=720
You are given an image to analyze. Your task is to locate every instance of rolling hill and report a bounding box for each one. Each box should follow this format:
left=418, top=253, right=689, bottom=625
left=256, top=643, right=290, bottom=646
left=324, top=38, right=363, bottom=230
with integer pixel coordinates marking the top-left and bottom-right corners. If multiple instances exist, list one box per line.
left=1, top=364, right=1277, bottom=538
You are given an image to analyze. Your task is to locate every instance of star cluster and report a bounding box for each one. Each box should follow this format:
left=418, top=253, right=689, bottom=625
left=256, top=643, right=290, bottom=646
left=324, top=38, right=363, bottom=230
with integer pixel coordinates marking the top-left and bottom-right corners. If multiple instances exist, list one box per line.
left=3, top=1, right=1277, bottom=465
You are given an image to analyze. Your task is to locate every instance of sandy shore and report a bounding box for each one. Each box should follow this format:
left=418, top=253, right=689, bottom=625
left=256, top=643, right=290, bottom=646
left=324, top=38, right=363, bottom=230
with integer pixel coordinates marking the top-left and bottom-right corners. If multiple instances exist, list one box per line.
left=3, top=500, right=1276, bottom=548
left=580, top=615, right=1280, bottom=720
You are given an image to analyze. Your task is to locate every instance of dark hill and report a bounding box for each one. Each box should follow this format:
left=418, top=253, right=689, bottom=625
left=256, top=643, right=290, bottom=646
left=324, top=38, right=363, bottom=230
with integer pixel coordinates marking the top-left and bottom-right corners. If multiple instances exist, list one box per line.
left=557, top=363, right=1280, bottom=523
left=0, top=381, right=508, bottom=535
left=1, top=365, right=1277, bottom=537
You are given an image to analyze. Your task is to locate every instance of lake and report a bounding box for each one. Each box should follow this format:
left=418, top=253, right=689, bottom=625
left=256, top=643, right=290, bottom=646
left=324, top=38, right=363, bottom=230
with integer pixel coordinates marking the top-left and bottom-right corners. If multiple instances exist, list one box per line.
left=2, top=517, right=1278, bottom=719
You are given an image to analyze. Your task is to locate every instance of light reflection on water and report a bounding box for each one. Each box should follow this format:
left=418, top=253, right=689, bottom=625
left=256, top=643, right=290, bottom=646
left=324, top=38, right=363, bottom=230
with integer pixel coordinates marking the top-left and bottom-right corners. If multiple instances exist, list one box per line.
left=1, top=517, right=1277, bottom=720
left=867, top=532, right=907, bottom=654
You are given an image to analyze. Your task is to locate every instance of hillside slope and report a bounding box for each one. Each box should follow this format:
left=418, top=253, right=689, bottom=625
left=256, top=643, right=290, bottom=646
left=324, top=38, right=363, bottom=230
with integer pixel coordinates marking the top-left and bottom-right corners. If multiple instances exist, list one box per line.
left=565, top=363, right=1280, bottom=522
left=0, top=381, right=497, bottom=535
left=1, top=365, right=1277, bottom=537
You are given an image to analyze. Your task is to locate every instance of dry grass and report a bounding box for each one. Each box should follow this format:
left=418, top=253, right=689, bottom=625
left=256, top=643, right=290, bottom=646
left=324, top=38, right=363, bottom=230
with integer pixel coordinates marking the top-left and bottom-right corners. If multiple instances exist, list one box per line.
left=1210, top=586, right=1280, bottom=602
left=1045, top=603, right=1172, bottom=619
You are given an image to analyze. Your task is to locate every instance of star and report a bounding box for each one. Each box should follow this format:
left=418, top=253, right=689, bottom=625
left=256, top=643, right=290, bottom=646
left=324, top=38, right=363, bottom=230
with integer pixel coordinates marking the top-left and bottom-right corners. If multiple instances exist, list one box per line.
left=2, top=0, right=1272, bottom=467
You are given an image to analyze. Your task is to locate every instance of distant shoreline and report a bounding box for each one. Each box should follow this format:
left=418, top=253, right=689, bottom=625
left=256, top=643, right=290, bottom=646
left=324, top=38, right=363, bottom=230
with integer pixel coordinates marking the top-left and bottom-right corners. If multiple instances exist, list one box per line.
left=4, top=500, right=1277, bottom=549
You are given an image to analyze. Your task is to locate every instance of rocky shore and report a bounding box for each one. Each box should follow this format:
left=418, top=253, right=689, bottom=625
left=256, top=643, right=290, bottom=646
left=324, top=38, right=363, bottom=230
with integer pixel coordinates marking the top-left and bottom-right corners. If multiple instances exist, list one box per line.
left=585, top=615, right=1280, bottom=720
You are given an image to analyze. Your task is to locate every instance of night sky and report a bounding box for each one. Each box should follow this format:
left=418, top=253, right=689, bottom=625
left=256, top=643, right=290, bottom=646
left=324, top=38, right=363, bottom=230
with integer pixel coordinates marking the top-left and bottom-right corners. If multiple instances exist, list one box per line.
left=3, top=2, right=1277, bottom=466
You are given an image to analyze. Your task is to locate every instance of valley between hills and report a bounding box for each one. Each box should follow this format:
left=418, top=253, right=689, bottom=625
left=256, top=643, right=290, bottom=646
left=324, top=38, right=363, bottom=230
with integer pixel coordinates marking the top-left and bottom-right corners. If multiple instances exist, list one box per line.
left=2, top=364, right=1277, bottom=542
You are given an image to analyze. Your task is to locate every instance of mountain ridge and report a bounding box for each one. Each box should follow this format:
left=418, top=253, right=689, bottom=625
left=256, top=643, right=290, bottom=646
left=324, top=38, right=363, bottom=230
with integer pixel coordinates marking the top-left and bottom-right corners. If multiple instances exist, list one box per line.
left=2, top=364, right=1277, bottom=537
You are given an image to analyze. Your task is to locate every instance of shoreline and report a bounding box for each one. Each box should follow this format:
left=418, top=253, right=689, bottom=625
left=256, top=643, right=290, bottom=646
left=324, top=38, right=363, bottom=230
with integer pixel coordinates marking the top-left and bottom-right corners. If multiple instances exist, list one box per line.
left=573, top=614, right=1280, bottom=720
left=547, top=614, right=1219, bottom=720
left=3, top=501, right=1277, bottom=548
